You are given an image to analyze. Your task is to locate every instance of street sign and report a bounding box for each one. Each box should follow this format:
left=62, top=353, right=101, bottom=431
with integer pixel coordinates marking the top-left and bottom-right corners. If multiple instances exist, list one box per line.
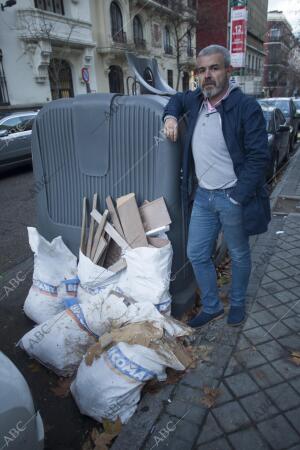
left=230, top=6, right=248, bottom=68
left=81, top=67, right=89, bottom=83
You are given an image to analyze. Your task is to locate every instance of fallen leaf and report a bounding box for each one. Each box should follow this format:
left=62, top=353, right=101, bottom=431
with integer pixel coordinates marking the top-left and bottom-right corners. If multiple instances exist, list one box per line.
left=200, top=386, right=221, bottom=408
left=85, top=342, right=103, bottom=366
left=28, top=361, right=41, bottom=373
left=289, top=351, right=300, bottom=366
left=50, top=377, right=72, bottom=398
left=90, top=421, right=121, bottom=450
left=102, top=417, right=122, bottom=435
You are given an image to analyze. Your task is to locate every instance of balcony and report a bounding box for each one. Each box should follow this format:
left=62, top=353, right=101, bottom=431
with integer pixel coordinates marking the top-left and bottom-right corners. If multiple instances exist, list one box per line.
left=112, top=30, right=127, bottom=44
left=132, top=0, right=195, bottom=18
left=164, top=44, right=173, bottom=55
left=134, top=38, right=146, bottom=50
left=17, top=8, right=95, bottom=49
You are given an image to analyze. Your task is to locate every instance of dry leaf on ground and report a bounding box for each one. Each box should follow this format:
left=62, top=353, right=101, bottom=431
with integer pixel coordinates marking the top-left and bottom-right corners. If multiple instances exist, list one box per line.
left=50, top=377, right=73, bottom=398
left=289, top=350, right=300, bottom=366
left=28, top=361, right=42, bottom=373
left=200, top=386, right=221, bottom=408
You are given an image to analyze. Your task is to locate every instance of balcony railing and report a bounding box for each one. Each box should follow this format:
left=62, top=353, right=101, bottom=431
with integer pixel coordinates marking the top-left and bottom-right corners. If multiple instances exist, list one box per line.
left=134, top=38, right=146, bottom=49
left=164, top=44, right=173, bottom=55
left=112, top=30, right=127, bottom=44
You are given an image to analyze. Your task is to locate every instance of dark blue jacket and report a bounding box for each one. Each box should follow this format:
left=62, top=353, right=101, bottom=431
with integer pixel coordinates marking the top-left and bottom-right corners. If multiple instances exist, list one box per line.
left=163, top=87, right=271, bottom=235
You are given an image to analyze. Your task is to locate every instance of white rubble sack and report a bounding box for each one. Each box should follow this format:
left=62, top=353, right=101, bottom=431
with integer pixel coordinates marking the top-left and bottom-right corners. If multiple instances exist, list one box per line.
left=19, top=299, right=111, bottom=377
left=71, top=341, right=184, bottom=424
left=77, top=251, right=124, bottom=304
left=23, top=227, right=77, bottom=324
left=117, top=242, right=173, bottom=311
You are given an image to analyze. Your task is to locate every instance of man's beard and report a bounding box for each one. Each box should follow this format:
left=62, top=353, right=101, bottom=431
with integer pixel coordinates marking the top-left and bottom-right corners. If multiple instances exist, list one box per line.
left=202, top=84, right=223, bottom=98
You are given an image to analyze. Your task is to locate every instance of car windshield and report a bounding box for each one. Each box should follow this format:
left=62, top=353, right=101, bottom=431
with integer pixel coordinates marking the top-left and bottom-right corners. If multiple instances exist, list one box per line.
left=294, top=99, right=300, bottom=109
left=259, top=100, right=290, bottom=117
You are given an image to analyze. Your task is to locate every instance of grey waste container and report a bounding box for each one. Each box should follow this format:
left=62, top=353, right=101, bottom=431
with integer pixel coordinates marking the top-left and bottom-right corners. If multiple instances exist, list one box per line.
left=31, top=93, right=196, bottom=317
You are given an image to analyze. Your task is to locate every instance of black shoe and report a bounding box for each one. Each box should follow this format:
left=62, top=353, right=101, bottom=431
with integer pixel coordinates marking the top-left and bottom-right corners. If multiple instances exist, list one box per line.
left=227, top=306, right=246, bottom=326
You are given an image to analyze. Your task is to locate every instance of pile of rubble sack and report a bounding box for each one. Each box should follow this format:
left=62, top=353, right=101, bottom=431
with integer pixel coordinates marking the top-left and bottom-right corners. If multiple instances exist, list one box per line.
left=18, top=193, right=194, bottom=425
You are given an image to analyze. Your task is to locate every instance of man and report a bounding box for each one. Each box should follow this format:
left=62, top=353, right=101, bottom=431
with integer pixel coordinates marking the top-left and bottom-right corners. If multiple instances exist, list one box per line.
left=163, top=45, right=270, bottom=328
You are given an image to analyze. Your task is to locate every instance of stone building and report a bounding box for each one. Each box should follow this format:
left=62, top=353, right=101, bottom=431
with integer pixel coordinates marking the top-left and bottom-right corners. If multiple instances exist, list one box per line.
left=0, top=0, right=196, bottom=109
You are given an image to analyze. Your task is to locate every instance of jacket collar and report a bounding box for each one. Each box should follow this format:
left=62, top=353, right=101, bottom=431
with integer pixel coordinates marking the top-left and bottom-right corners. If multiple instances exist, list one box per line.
left=194, top=86, right=243, bottom=112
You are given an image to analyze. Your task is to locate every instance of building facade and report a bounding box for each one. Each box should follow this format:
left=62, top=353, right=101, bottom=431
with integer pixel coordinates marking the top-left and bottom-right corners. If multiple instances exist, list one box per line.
left=196, top=0, right=268, bottom=96
left=0, top=0, right=196, bottom=109
left=263, top=11, right=300, bottom=97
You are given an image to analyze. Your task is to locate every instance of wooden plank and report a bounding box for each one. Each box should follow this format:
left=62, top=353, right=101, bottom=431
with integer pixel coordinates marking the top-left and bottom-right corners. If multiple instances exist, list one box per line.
left=80, top=197, right=88, bottom=255
left=139, top=197, right=172, bottom=233
left=108, top=258, right=127, bottom=273
left=86, top=193, right=98, bottom=258
left=116, top=193, right=148, bottom=248
left=90, top=209, right=108, bottom=260
left=106, top=196, right=125, bottom=238
left=92, top=236, right=107, bottom=264
left=91, top=209, right=130, bottom=251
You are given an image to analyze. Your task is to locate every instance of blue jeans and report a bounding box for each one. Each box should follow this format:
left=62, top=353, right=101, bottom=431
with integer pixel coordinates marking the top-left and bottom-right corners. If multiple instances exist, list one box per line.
left=187, top=186, right=251, bottom=314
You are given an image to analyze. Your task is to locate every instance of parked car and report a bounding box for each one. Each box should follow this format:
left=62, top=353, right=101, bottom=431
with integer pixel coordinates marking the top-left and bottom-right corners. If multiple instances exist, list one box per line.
left=292, top=97, right=300, bottom=135
left=258, top=98, right=298, bottom=150
left=0, top=111, right=37, bottom=173
left=0, top=351, right=44, bottom=450
left=260, top=105, right=290, bottom=180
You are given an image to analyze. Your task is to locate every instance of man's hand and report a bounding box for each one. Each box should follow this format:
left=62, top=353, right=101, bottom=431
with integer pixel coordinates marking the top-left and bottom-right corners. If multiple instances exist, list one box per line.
left=164, top=117, right=178, bottom=142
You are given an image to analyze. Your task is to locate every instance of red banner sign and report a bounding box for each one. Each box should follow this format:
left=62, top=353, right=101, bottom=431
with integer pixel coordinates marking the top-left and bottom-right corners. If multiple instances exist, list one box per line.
left=230, top=6, right=247, bottom=67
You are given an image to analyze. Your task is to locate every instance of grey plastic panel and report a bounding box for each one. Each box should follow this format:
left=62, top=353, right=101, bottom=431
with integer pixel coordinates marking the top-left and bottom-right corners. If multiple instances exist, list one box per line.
left=31, top=93, right=196, bottom=316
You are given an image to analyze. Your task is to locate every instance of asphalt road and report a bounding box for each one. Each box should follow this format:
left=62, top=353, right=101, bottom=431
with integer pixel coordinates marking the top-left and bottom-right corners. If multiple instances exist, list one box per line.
left=0, top=166, right=95, bottom=450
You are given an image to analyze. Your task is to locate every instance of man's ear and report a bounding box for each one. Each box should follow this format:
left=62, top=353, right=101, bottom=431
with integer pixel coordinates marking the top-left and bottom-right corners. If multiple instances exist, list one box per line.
left=226, top=65, right=233, bottom=78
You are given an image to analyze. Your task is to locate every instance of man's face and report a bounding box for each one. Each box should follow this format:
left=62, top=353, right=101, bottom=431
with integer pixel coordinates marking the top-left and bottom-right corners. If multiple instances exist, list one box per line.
left=196, top=53, right=232, bottom=99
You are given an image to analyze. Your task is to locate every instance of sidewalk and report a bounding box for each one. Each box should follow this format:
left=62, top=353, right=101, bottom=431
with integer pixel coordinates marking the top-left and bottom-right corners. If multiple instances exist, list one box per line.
left=112, top=148, right=300, bottom=450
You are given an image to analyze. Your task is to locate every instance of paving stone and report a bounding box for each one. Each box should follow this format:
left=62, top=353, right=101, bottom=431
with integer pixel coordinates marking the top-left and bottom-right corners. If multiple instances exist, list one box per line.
left=196, top=412, right=224, bottom=444
left=225, top=371, right=260, bottom=397
left=182, top=366, right=222, bottom=389
left=266, top=382, right=300, bottom=411
left=255, top=341, right=285, bottom=362
left=272, top=358, right=300, bottom=380
left=256, top=288, right=269, bottom=298
left=256, top=295, right=281, bottom=309
left=174, top=384, right=202, bottom=405
left=234, top=347, right=267, bottom=369
left=282, top=266, right=300, bottom=277
left=258, top=415, right=300, bottom=449
left=263, top=283, right=286, bottom=295
left=289, top=376, right=300, bottom=394
left=165, top=400, right=206, bottom=425
left=196, top=437, right=232, bottom=450
left=285, top=406, right=300, bottom=431
left=251, top=310, right=277, bottom=326
left=274, top=290, right=299, bottom=303
left=267, top=270, right=288, bottom=281
left=263, top=321, right=292, bottom=339
left=278, top=334, right=300, bottom=352
left=251, top=302, right=266, bottom=313
left=212, top=401, right=251, bottom=433
left=278, top=278, right=299, bottom=289
left=228, top=427, right=270, bottom=450
left=261, top=275, right=274, bottom=285
left=244, top=327, right=273, bottom=345
left=288, top=445, right=300, bottom=450
left=289, top=247, right=300, bottom=256
left=240, top=390, right=278, bottom=422
left=271, top=259, right=291, bottom=270
left=269, top=304, right=295, bottom=320
left=224, top=357, right=243, bottom=377
left=243, top=317, right=259, bottom=330
left=236, top=334, right=252, bottom=350
left=214, top=383, right=233, bottom=406
left=144, top=436, right=192, bottom=450
left=250, top=364, right=284, bottom=388
left=283, top=316, right=300, bottom=332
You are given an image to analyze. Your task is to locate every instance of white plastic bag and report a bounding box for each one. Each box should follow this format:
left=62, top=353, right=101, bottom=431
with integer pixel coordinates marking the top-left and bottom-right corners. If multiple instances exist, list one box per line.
left=71, top=341, right=182, bottom=424
left=24, top=227, right=77, bottom=324
left=19, top=299, right=110, bottom=377
left=117, top=242, right=173, bottom=310
left=77, top=251, right=123, bottom=304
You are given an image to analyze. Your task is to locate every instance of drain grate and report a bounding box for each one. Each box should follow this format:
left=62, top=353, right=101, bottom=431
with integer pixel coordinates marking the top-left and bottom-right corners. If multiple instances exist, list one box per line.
left=273, top=195, right=300, bottom=215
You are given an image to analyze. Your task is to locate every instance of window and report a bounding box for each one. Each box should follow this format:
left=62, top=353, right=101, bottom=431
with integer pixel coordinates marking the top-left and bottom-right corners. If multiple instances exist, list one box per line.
left=164, top=26, right=172, bottom=54
left=48, top=59, right=74, bottom=100
left=133, top=15, right=144, bottom=48
left=0, top=117, right=23, bottom=134
left=34, top=0, right=64, bottom=15
left=269, top=28, right=280, bottom=40
left=187, top=30, right=193, bottom=57
left=20, top=115, right=36, bottom=132
left=0, top=50, right=9, bottom=105
left=110, top=2, right=126, bottom=43
left=167, top=69, right=173, bottom=88
left=109, top=65, right=124, bottom=94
